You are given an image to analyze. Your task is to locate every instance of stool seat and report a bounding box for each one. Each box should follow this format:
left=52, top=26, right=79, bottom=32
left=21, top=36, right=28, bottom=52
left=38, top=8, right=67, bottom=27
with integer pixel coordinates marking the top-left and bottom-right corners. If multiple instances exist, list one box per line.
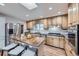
left=8, top=46, right=25, bottom=56
left=2, top=43, right=18, bottom=51
left=21, top=48, right=36, bottom=56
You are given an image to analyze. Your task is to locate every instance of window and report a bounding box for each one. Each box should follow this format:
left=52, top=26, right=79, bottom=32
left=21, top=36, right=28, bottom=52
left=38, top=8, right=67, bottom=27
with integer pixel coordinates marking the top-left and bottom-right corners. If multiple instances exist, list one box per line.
left=33, top=23, right=44, bottom=31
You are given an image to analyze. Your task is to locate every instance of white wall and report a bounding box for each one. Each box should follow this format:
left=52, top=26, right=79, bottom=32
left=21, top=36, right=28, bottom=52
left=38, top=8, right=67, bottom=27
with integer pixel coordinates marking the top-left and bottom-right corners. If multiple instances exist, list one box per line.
left=0, top=15, right=6, bottom=49
left=6, top=16, right=25, bottom=24
left=6, top=16, right=26, bottom=33
left=0, top=14, right=26, bottom=49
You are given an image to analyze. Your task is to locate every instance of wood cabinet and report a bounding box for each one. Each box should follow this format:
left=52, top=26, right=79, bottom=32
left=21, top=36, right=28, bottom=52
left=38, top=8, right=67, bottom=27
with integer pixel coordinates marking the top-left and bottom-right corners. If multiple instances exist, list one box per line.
left=47, top=36, right=60, bottom=48
left=27, top=21, right=35, bottom=29
left=62, top=16, right=68, bottom=29
left=53, top=36, right=60, bottom=47
left=52, top=15, right=68, bottom=29
left=52, top=17, right=57, bottom=26
left=68, top=4, right=73, bottom=27
left=46, top=36, right=54, bottom=46
left=40, top=19, right=48, bottom=28
left=46, top=36, right=65, bottom=48
left=68, top=3, right=79, bottom=27
left=27, top=15, right=68, bottom=29
left=48, top=18, right=52, bottom=27
left=27, top=22, right=32, bottom=29
left=59, top=37, right=65, bottom=48
left=56, top=16, right=62, bottom=26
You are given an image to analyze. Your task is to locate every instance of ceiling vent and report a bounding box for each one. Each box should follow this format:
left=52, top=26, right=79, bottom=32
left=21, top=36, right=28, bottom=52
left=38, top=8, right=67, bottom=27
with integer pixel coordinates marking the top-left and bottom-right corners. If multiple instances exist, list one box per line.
left=21, top=3, right=37, bottom=10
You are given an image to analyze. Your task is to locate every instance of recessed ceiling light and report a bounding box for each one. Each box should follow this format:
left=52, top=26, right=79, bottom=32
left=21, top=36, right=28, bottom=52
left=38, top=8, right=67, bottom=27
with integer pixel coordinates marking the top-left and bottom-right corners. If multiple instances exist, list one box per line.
left=49, top=7, right=53, bottom=10
left=0, top=3, right=5, bottom=6
left=73, top=8, right=76, bottom=11
left=25, top=14, right=29, bottom=17
left=58, top=12, right=61, bottom=14
left=40, top=16, right=43, bottom=18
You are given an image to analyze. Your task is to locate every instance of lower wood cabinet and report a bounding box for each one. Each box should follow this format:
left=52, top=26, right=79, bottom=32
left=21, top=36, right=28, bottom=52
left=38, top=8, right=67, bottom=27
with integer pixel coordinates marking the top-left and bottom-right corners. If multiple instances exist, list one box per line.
left=59, top=37, right=65, bottom=48
left=46, top=37, right=54, bottom=46
left=46, top=36, right=65, bottom=48
left=53, top=37, right=60, bottom=47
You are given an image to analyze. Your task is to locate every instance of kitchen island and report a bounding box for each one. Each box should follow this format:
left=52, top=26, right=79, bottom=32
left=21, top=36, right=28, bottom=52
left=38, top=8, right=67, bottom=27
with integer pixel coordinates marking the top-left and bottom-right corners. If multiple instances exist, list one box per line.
left=10, top=35, right=45, bottom=48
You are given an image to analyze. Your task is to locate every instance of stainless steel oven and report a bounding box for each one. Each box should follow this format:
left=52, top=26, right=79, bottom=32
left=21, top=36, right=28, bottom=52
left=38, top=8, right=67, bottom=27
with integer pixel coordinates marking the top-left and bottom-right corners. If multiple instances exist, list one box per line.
left=68, top=24, right=79, bottom=55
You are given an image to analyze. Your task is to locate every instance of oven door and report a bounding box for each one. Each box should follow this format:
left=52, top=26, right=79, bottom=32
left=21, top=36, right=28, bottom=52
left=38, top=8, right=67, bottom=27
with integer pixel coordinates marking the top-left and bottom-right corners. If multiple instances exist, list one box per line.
left=68, top=32, right=75, bottom=46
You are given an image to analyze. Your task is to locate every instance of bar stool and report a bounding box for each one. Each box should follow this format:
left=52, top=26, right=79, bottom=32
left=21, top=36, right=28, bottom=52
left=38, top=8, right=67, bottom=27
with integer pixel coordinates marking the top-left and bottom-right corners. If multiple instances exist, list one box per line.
left=2, top=43, right=18, bottom=56
left=8, top=45, right=25, bottom=56
left=21, top=47, right=37, bottom=56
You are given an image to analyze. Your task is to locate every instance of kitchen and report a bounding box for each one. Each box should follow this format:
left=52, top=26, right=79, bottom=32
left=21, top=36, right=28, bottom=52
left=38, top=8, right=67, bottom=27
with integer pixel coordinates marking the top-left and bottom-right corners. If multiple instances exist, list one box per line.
left=0, top=3, right=78, bottom=56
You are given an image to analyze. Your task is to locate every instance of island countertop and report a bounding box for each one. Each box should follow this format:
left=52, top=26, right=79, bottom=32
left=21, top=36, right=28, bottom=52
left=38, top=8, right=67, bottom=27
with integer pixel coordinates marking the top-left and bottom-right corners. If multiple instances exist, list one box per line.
left=10, top=35, right=45, bottom=48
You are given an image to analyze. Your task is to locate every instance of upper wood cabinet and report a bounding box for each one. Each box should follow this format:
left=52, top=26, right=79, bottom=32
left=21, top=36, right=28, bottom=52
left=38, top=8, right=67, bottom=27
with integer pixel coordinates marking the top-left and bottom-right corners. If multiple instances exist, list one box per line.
left=27, top=21, right=35, bottom=29
left=62, top=16, right=68, bottom=29
left=52, top=15, right=68, bottom=29
left=72, top=3, right=79, bottom=25
left=48, top=18, right=52, bottom=27
left=52, top=17, right=57, bottom=26
left=68, top=4, right=73, bottom=27
left=56, top=16, right=62, bottom=26
left=26, top=15, right=68, bottom=29
left=32, top=21, right=35, bottom=27
left=27, top=22, right=33, bottom=29
left=40, top=19, right=48, bottom=28
left=68, top=3, right=79, bottom=27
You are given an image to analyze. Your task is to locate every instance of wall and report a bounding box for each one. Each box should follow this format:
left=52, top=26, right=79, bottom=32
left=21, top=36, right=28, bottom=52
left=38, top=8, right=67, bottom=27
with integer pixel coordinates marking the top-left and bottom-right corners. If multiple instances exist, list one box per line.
left=0, top=14, right=26, bottom=49
left=6, top=16, right=25, bottom=24
left=0, top=15, right=6, bottom=49
left=6, top=16, right=27, bottom=33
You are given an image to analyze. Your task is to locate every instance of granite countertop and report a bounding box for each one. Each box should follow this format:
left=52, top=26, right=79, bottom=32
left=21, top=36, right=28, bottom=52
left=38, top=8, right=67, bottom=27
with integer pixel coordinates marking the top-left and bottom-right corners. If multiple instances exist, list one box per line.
left=48, top=33, right=65, bottom=37
left=10, top=36, right=45, bottom=47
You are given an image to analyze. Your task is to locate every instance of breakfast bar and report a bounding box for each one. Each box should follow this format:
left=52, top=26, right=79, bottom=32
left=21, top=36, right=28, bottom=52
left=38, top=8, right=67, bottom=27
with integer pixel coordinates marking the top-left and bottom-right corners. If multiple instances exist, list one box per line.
left=10, top=35, right=45, bottom=48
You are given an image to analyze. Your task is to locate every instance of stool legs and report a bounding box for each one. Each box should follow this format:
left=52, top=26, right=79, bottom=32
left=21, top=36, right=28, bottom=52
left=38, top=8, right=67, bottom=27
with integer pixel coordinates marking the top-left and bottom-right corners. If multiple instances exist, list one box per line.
left=1, top=50, right=3, bottom=56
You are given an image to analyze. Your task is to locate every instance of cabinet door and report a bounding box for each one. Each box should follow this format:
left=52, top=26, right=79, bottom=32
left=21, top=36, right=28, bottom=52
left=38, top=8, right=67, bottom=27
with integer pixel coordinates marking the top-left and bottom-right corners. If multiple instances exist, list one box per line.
left=27, top=21, right=33, bottom=29
left=48, top=18, right=52, bottom=27
left=44, top=19, right=48, bottom=28
left=27, top=22, right=30, bottom=29
left=68, top=4, right=73, bottom=27
left=47, top=37, right=53, bottom=46
left=62, top=16, right=68, bottom=29
left=32, top=21, right=35, bottom=28
left=59, top=37, right=65, bottom=48
left=29, top=22, right=33, bottom=29
left=56, top=16, right=62, bottom=26
left=72, top=3, right=78, bottom=25
left=52, top=17, right=57, bottom=26
left=68, top=3, right=79, bottom=26
left=53, top=37, right=60, bottom=47
left=40, top=19, right=48, bottom=28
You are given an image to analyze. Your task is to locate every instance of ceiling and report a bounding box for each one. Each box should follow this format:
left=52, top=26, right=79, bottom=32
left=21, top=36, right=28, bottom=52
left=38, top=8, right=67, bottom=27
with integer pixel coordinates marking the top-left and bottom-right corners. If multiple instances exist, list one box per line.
left=0, top=3, right=68, bottom=21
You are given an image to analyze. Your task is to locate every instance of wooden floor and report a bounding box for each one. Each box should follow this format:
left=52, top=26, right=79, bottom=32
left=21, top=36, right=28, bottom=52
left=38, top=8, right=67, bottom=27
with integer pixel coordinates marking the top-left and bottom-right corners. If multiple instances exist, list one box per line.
left=38, top=45, right=66, bottom=56
left=0, top=45, right=67, bottom=56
